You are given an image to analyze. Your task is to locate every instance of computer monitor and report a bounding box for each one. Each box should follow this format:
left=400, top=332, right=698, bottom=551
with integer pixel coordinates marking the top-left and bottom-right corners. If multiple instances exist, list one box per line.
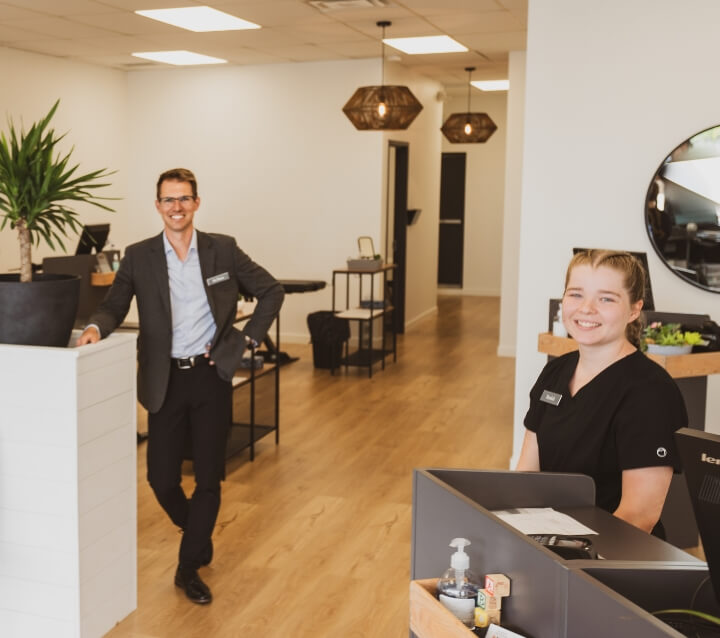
left=675, top=427, right=720, bottom=605
left=76, top=223, right=110, bottom=255
left=572, top=248, right=655, bottom=311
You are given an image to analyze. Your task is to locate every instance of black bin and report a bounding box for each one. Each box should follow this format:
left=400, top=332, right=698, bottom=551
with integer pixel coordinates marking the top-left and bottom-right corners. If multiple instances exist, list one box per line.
left=307, top=311, right=350, bottom=369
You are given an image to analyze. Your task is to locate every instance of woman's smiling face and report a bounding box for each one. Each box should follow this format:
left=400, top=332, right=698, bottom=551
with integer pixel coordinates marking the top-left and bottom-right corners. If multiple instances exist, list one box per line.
left=562, top=264, right=643, bottom=347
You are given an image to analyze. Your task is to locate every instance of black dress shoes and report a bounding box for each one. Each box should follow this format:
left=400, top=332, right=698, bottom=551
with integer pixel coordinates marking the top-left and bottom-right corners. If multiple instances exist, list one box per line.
left=174, top=566, right=212, bottom=604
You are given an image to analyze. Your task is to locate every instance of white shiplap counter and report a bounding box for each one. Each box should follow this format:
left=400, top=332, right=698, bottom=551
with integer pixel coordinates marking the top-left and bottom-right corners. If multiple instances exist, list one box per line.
left=0, top=332, right=137, bottom=637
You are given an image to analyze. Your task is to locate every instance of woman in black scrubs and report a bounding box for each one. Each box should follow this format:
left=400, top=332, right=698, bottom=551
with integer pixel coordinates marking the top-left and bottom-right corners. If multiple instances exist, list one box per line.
left=516, top=250, right=687, bottom=535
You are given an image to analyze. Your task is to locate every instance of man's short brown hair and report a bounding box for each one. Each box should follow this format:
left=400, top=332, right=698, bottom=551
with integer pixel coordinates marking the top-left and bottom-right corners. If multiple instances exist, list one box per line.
left=156, top=168, right=198, bottom=199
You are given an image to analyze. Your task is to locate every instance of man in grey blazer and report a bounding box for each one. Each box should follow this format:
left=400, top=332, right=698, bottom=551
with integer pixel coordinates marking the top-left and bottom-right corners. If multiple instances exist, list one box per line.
left=77, top=168, right=284, bottom=604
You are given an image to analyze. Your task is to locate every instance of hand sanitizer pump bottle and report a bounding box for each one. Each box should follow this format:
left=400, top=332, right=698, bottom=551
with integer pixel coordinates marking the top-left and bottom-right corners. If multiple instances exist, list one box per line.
left=437, top=538, right=481, bottom=628
left=108, top=242, right=120, bottom=272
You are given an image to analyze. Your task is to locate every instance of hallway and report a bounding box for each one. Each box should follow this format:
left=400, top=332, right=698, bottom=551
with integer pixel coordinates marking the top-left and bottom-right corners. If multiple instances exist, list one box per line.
left=109, top=295, right=515, bottom=637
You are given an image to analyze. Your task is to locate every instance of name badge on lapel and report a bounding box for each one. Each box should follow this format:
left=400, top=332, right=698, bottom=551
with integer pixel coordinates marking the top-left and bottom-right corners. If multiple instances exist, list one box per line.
left=206, top=272, right=230, bottom=286
left=540, top=390, right=562, bottom=406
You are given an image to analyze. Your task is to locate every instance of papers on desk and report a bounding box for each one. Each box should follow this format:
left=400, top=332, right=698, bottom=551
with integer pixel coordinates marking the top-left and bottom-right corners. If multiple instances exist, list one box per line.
left=486, top=624, right=529, bottom=638
left=491, top=508, right=597, bottom=536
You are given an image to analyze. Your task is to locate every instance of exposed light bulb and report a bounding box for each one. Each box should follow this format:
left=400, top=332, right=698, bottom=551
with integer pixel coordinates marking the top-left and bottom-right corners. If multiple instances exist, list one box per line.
left=464, top=122, right=472, bottom=135
left=378, top=101, right=387, bottom=118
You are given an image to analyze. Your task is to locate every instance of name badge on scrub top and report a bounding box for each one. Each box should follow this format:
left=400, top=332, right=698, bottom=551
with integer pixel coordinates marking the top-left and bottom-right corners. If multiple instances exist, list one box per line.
left=206, top=272, right=230, bottom=286
left=540, top=390, right=562, bottom=406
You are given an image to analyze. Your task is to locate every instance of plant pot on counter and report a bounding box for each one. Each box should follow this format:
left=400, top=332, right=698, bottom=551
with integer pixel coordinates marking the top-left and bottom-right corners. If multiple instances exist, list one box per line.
left=0, top=273, right=80, bottom=347
left=646, top=343, right=693, bottom=356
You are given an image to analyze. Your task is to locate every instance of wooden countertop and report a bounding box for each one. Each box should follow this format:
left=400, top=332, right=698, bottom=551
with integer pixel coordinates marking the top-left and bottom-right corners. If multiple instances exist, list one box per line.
left=538, top=332, right=720, bottom=379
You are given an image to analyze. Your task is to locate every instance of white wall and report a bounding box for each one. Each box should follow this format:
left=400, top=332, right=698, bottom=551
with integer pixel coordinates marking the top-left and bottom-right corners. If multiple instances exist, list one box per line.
left=0, top=47, right=127, bottom=273
left=512, top=0, right=720, bottom=464
left=382, top=64, right=444, bottom=329
left=440, top=90, right=508, bottom=297
left=0, top=49, right=443, bottom=343
left=126, top=60, right=381, bottom=342
left=498, top=51, right=526, bottom=357
left=126, top=59, right=443, bottom=341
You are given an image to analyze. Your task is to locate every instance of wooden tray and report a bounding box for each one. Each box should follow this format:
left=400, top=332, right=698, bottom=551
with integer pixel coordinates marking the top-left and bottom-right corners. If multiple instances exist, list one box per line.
left=90, top=271, right=115, bottom=286
left=409, top=578, right=476, bottom=638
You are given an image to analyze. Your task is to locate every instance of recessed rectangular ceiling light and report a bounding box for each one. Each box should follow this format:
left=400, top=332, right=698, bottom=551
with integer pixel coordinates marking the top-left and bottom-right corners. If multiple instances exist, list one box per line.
left=135, top=7, right=260, bottom=32
left=132, top=51, right=227, bottom=65
left=471, top=80, right=510, bottom=91
left=383, top=35, right=467, bottom=55
left=309, top=0, right=390, bottom=9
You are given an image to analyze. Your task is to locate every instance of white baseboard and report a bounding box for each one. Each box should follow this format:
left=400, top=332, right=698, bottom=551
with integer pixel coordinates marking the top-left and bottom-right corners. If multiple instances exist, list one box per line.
left=496, top=344, right=516, bottom=358
left=438, top=287, right=500, bottom=297
left=405, top=305, right=438, bottom=330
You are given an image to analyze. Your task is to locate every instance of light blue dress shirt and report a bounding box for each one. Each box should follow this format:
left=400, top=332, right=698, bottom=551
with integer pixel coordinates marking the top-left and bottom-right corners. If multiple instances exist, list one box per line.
left=163, top=230, right=217, bottom=358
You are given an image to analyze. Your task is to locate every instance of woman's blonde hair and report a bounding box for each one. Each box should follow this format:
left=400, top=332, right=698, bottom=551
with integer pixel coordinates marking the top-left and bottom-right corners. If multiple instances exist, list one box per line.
left=564, top=250, right=646, bottom=348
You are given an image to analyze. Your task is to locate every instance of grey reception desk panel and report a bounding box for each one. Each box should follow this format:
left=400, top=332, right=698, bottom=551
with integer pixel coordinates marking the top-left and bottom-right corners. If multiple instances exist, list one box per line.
left=411, top=469, right=715, bottom=638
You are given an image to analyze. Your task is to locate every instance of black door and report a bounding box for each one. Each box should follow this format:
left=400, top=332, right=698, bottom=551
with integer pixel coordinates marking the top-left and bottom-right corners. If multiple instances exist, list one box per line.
left=388, top=141, right=408, bottom=334
left=437, top=152, right=466, bottom=286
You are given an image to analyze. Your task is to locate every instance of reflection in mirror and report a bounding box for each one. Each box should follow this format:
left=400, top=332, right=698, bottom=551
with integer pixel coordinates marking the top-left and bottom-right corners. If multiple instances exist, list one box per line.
left=645, top=125, right=720, bottom=293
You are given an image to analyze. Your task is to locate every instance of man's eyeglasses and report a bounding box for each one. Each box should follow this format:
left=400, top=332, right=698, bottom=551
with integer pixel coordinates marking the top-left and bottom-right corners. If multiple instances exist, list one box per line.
left=159, top=196, right=195, bottom=206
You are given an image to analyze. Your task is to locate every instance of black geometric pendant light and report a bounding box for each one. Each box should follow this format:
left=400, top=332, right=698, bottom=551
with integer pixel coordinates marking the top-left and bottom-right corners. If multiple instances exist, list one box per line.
left=441, top=67, right=497, bottom=143
left=342, top=21, right=423, bottom=131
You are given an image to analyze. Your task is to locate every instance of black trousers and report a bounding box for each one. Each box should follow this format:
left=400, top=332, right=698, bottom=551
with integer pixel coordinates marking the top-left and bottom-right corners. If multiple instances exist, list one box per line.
left=147, top=361, right=232, bottom=569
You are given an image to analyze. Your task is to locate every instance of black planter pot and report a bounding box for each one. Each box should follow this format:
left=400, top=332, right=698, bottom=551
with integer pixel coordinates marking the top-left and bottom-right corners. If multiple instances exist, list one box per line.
left=0, top=273, right=81, bottom=347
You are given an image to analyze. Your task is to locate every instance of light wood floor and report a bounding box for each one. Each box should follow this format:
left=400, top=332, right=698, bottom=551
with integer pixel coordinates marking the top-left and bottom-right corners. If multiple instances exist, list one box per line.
left=106, top=295, right=515, bottom=638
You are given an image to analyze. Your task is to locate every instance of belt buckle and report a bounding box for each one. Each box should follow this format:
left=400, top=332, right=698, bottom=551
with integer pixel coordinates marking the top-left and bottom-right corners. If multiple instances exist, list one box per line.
left=177, top=356, right=194, bottom=370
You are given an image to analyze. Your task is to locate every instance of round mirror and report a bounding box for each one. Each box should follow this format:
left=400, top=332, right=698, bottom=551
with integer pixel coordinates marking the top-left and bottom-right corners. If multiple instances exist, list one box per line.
left=645, top=125, right=720, bottom=293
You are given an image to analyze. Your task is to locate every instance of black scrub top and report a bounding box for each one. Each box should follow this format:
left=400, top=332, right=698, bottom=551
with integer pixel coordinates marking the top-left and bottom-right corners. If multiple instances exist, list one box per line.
left=524, top=350, right=687, bottom=514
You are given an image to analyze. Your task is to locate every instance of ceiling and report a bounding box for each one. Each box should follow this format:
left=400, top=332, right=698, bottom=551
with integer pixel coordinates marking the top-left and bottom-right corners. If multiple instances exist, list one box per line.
left=0, top=0, right=527, bottom=93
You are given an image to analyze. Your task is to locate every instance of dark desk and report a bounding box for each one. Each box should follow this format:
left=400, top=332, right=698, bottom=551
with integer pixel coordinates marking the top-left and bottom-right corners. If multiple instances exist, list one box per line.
left=279, top=279, right=326, bottom=294
left=558, top=505, right=694, bottom=562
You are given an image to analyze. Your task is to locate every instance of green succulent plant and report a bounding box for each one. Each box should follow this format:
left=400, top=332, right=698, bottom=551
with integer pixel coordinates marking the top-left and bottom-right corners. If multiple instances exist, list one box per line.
left=643, top=322, right=705, bottom=349
left=0, top=100, right=115, bottom=283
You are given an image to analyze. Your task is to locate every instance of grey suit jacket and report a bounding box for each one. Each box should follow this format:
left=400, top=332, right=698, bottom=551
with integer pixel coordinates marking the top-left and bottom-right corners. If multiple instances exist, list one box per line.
left=89, top=230, right=284, bottom=413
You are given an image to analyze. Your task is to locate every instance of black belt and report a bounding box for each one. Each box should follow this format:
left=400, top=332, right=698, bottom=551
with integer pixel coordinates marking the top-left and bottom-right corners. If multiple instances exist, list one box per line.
left=171, top=355, right=209, bottom=370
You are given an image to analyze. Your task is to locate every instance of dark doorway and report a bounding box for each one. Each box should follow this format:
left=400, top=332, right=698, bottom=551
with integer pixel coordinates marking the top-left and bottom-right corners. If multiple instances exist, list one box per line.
left=386, top=141, right=408, bottom=334
left=437, top=152, right=466, bottom=287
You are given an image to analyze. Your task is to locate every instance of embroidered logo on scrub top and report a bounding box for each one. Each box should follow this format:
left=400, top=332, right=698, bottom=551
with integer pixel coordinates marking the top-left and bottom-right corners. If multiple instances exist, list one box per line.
left=540, top=390, right=562, bottom=406
left=656, top=447, right=668, bottom=458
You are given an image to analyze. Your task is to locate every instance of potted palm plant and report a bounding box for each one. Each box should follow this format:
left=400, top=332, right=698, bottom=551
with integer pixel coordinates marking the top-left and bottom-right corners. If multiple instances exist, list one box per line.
left=0, top=100, right=115, bottom=346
